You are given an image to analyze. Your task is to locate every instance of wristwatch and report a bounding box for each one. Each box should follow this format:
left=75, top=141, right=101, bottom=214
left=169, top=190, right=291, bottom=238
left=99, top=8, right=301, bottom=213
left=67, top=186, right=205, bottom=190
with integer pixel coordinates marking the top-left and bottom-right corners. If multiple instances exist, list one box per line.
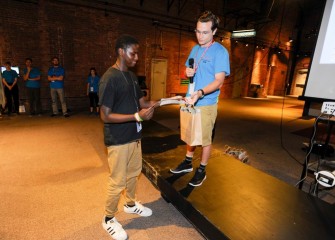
left=198, top=89, right=205, bottom=98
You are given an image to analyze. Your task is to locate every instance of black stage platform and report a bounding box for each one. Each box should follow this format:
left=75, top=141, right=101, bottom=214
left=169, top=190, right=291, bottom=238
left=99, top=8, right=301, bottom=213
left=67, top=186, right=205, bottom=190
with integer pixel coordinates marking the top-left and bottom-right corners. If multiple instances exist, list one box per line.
left=141, top=120, right=335, bottom=240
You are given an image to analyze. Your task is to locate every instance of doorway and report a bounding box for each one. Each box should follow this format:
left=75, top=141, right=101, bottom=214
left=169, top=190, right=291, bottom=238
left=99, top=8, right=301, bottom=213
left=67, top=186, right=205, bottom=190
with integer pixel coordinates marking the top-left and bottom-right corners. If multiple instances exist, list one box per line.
left=150, top=58, right=167, bottom=100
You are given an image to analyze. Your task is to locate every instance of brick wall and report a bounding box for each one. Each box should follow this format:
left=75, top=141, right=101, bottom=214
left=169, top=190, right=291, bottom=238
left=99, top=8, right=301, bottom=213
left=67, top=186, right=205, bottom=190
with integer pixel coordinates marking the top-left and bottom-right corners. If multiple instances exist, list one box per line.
left=0, top=0, right=323, bottom=112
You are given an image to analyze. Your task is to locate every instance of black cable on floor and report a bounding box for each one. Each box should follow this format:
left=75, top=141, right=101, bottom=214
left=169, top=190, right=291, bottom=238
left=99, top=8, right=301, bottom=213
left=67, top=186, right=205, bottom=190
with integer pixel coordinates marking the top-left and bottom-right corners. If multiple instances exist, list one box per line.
left=279, top=94, right=305, bottom=166
left=295, top=113, right=323, bottom=187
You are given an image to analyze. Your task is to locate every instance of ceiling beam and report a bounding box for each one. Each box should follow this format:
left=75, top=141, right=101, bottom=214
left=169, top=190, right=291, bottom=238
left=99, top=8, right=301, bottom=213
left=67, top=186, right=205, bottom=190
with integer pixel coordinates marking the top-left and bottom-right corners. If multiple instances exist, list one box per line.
left=167, top=0, right=175, bottom=12
left=178, top=0, right=188, bottom=15
left=167, top=0, right=188, bottom=15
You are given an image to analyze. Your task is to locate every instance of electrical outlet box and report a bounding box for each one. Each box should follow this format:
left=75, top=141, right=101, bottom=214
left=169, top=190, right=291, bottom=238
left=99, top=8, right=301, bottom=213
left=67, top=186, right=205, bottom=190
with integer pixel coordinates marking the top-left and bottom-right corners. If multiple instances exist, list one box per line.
left=315, top=170, right=335, bottom=187
left=321, top=102, right=335, bottom=115
left=317, top=173, right=334, bottom=185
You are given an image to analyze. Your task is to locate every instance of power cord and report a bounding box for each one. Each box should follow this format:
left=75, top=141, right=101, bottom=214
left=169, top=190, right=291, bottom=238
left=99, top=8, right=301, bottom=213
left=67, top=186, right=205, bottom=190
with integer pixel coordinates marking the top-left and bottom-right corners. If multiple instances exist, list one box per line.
left=279, top=94, right=305, bottom=166
left=295, top=112, right=324, bottom=187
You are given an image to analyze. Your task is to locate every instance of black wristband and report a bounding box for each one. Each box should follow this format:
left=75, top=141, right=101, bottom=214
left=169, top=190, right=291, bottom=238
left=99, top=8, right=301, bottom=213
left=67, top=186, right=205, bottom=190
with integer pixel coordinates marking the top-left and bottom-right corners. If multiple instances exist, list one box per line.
left=198, top=89, right=205, bottom=98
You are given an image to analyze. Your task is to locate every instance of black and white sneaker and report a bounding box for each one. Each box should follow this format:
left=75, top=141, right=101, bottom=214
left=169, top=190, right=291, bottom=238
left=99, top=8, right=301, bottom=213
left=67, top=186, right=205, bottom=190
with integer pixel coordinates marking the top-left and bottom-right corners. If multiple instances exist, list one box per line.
left=170, top=161, right=193, bottom=174
left=102, top=217, right=128, bottom=240
left=188, top=168, right=206, bottom=187
left=123, top=201, right=152, bottom=217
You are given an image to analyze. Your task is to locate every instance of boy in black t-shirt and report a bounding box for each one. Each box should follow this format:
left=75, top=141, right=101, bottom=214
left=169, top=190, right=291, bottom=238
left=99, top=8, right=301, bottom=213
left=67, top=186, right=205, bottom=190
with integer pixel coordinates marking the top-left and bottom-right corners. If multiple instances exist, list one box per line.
left=99, top=35, right=158, bottom=240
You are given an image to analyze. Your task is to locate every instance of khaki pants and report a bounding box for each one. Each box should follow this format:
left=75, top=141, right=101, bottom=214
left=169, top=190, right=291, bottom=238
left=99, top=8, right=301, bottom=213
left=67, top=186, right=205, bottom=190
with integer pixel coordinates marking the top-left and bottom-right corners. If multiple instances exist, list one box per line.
left=105, top=140, right=142, bottom=217
left=50, top=88, right=67, bottom=114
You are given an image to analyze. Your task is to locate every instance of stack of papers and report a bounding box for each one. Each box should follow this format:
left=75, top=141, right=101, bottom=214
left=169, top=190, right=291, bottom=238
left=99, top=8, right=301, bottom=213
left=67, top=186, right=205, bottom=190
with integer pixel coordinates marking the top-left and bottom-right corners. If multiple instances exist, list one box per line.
left=160, top=96, right=185, bottom=106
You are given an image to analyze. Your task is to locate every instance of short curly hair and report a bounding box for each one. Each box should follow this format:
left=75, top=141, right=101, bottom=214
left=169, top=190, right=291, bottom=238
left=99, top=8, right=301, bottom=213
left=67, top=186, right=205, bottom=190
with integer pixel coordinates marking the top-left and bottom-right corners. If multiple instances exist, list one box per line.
left=115, top=35, right=139, bottom=56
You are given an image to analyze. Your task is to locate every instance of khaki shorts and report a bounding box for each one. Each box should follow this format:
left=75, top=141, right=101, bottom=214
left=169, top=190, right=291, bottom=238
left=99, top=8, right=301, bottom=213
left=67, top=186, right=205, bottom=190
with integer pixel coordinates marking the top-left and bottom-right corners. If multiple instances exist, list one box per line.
left=198, top=104, right=218, bottom=146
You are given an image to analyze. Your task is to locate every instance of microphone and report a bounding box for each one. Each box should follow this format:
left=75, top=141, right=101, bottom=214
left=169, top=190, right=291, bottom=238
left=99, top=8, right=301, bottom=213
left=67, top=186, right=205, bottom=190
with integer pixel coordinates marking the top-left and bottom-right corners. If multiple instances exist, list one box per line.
left=188, top=58, right=194, bottom=83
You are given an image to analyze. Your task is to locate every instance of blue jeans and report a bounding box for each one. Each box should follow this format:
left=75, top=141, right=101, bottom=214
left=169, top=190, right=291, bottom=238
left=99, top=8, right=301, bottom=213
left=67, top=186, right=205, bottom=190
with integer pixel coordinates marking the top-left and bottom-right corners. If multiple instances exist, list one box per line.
left=50, top=88, right=67, bottom=114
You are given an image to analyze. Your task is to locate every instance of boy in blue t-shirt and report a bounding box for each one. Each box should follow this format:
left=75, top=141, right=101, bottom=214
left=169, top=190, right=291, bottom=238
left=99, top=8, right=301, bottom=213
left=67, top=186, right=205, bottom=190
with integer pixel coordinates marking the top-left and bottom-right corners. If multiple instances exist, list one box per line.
left=170, top=11, right=230, bottom=187
left=2, top=61, right=20, bottom=116
left=23, top=58, right=42, bottom=115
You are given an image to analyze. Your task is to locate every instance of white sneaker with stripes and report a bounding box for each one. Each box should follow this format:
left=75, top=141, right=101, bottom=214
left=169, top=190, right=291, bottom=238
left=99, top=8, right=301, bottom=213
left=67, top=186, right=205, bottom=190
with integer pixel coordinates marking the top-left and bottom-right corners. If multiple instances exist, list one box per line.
left=102, top=217, right=128, bottom=240
left=123, top=201, right=152, bottom=217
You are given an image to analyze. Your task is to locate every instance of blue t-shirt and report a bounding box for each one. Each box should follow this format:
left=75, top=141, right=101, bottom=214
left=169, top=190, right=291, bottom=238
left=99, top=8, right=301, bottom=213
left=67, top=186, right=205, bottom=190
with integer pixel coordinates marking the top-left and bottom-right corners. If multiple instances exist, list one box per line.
left=87, top=75, right=100, bottom=93
left=2, top=70, right=18, bottom=84
left=48, top=66, right=65, bottom=89
left=185, top=42, right=230, bottom=106
left=23, top=67, right=41, bottom=88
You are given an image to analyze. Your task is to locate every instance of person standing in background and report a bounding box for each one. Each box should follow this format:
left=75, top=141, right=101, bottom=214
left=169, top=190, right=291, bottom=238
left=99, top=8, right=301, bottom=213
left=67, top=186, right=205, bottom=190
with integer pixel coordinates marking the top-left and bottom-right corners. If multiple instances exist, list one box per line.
left=86, top=67, right=100, bottom=115
left=47, top=57, right=69, bottom=118
left=2, top=61, right=20, bottom=116
left=0, top=71, right=5, bottom=116
left=23, top=58, right=42, bottom=116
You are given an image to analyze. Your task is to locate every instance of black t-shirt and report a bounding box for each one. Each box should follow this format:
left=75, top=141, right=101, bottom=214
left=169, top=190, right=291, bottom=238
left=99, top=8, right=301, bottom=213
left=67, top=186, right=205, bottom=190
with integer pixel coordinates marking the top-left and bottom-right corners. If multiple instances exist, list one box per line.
left=99, top=67, right=143, bottom=146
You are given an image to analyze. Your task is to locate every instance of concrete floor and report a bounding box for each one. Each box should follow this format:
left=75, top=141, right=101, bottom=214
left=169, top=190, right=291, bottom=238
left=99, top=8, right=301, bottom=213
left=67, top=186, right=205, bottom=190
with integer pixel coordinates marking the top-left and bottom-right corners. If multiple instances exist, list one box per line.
left=1, top=96, right=334, bottom=240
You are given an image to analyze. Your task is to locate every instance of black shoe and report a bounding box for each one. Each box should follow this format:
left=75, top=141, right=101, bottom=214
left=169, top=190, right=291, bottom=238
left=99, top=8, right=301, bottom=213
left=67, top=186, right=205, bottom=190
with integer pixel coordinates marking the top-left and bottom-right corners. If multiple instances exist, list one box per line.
left=170, top=161, right=193, bottom=174
left=50, top=113, right=57, bottom=117
left=188, top=168, right=206, bottom=187
left=64, top=113, right=70, bottom=118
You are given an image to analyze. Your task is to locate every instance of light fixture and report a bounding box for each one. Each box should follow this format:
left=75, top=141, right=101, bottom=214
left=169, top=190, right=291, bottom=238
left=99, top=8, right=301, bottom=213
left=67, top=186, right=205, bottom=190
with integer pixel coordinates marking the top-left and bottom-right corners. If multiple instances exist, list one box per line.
left=231, top=29, right=256, bottom=38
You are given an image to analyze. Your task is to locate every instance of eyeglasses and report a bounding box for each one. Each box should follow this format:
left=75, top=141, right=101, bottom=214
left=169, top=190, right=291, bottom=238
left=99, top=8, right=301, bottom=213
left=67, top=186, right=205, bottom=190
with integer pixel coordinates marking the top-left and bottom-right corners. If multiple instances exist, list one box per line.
left=194, top=29, right=212, bottom=35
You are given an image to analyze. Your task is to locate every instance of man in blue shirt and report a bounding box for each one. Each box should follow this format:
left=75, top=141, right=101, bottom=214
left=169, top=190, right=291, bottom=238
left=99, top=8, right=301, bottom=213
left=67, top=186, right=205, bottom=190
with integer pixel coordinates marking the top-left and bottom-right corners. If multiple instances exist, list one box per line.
left=2, top=61, right=20, bottom=116
left=47, top=57, right=69, bottom=117
left=170, top=11, right=230, bottom=187
left=23, top=58, right=41, bottom=116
